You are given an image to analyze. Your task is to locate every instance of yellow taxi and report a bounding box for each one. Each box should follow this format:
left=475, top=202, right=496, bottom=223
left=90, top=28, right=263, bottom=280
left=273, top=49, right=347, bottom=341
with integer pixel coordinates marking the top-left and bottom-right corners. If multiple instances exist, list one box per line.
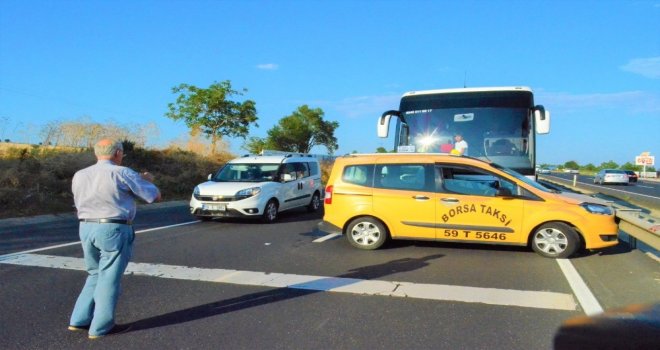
left=318, top=153, right=618, bottom=258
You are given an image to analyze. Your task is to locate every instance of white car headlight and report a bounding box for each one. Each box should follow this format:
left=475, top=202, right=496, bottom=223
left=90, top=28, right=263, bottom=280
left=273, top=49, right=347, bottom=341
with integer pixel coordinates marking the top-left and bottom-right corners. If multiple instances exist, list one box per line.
left=580, top=203, right=613, bottom=215
left=236, top=187, right=261, bottom=199
left=193, top=186, right=200, bottom=196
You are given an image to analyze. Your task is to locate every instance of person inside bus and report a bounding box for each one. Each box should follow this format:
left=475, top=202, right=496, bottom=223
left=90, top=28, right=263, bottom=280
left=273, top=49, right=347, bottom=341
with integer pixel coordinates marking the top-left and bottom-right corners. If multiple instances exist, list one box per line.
left=453, top=133, right=468, bottom=156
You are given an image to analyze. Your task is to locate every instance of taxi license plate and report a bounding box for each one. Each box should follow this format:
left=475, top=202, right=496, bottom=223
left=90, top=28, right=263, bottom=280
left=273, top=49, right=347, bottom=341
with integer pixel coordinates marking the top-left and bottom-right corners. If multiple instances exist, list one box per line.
left=203, top=203, right=226, bottom=211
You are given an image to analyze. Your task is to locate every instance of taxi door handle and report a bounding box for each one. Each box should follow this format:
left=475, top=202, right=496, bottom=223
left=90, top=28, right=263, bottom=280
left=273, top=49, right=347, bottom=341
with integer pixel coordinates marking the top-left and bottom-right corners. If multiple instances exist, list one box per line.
left=441, top=198, right=459, bottom=203
left=412, top=195, right=429, bottom=200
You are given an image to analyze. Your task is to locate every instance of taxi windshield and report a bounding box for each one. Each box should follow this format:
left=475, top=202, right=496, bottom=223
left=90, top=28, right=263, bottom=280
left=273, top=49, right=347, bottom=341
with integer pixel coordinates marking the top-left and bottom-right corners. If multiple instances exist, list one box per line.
left=213, top=163, right=280, bottom=182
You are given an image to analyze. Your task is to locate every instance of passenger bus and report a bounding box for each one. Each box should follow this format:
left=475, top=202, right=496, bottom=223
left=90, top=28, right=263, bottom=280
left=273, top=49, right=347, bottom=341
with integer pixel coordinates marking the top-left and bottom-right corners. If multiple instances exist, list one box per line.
left=377, top=86, right=550, bottom=176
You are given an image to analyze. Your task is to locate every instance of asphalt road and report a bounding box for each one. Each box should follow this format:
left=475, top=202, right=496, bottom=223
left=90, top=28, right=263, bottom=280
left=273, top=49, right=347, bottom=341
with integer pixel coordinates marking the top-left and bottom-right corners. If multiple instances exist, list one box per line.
left=1, top=202, right=658, bottom=349
left=539, top=173, right=660, bottom=211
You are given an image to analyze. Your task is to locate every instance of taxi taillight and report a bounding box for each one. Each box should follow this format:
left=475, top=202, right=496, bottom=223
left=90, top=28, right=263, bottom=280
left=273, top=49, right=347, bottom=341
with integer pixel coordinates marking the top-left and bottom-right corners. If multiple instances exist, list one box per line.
left=324, top=185, right=333, bottom=204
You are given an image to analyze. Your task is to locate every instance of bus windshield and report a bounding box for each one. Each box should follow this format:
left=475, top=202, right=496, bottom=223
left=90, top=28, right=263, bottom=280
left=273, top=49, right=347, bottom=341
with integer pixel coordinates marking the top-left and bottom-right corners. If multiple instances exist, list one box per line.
left=392, top=89, right=539, bottom=175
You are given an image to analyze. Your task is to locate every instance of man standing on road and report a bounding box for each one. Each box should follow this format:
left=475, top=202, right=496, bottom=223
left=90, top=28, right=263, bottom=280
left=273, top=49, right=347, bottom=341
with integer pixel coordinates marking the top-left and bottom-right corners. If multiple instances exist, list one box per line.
left=68, top=138, right=160, bottom=339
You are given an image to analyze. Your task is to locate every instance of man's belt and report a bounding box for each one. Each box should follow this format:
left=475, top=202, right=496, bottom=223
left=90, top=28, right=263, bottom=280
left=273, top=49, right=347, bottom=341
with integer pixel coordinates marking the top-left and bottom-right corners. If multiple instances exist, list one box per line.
left=79, top=218, right=133, bottom=225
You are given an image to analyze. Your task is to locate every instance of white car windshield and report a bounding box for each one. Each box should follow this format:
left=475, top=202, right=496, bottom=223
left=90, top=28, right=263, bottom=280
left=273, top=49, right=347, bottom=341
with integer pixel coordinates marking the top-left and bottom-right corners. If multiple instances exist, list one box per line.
left=213, top=163, right=280, bottom=182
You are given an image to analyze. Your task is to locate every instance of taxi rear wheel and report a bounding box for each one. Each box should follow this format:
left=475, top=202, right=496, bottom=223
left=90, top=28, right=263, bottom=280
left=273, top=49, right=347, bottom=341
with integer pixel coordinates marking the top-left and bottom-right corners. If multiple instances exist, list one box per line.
left=531, top=222, right=579, bottom=258
left=346, top=217, right=387, bottom=250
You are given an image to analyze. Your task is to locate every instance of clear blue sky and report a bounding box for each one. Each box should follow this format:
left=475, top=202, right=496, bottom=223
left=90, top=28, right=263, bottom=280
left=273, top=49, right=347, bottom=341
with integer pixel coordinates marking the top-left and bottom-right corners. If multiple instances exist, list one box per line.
left=1, top=0, right=658, bottom=166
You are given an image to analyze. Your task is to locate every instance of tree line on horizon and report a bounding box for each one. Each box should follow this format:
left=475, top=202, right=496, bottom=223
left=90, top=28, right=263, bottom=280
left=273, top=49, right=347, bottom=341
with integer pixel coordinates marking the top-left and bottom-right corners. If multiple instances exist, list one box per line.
left=540, top=160, right=655, bottom=173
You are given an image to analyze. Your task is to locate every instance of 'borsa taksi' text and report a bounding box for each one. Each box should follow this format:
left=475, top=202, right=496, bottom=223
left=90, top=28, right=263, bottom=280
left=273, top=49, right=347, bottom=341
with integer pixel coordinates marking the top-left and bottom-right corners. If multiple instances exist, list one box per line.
left=441, top=204, right=512, bottom=226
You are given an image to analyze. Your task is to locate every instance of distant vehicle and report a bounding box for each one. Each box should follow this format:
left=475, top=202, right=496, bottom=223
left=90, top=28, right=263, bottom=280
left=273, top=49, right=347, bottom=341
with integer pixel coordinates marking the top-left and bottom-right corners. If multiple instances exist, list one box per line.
left=594, top=169, right=628, bottom=185
left=537, top=167, right=551, bottom=174
left=624, top=170, right=638, bottom=183
left=563, top=169, right=579, bottom=174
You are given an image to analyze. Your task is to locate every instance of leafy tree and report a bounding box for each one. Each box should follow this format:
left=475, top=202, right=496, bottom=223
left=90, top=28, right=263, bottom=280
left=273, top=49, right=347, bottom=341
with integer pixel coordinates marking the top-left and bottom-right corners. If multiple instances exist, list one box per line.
left=166, top=81, right=258, bottom=155
left=621, top=162, right=641, bottom=171
left=599, top=160, right=619, bottom=169
left=564, top=160, right=579, bottom=170
left=248, top=105, right=338, bottom=154
left=243, top=136, right=269, bottom=154
left=376, top=147, right=388, bottom=153
left=583, top=163, right=597, bottom=172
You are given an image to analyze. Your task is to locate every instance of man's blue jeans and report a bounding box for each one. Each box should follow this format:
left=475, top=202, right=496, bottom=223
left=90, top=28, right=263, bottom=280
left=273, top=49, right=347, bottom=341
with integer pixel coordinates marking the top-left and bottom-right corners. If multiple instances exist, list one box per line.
left=69, top=222, right=134, bottom=336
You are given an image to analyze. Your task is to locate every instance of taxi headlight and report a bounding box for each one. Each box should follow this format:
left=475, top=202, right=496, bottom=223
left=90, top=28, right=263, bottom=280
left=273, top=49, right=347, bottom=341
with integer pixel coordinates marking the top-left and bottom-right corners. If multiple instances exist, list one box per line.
left=580, top=203, right=613, bottom=215
left=193, top=186, right=200, bottom=197
left=236, top=187, right=261, bottom=199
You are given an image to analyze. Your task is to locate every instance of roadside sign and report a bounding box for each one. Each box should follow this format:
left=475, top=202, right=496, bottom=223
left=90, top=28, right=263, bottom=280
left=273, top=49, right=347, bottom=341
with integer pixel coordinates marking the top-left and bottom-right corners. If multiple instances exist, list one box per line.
left=635, top=155, right=655, bottom=166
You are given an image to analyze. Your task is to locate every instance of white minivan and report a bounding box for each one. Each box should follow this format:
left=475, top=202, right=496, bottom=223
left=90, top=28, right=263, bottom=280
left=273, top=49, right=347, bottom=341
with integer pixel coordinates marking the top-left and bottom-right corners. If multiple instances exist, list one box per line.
left=190, top=154, right=323, bottom=222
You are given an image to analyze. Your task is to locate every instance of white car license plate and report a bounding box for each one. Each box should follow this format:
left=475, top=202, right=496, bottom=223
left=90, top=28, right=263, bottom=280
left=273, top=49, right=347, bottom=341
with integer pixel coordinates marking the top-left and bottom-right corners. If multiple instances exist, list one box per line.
left=203, top=203, right=226, bottom=211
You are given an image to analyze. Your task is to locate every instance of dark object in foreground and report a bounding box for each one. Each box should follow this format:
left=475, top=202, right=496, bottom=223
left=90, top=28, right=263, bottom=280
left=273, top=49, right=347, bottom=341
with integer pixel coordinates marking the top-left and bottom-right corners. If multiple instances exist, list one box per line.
left=554, top=303, right=660, bottom=349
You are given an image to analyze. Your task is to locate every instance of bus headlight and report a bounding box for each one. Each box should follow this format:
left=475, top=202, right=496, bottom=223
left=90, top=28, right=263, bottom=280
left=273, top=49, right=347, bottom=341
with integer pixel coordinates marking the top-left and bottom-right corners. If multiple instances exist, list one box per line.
left=580, top=203, right=613, bottom=215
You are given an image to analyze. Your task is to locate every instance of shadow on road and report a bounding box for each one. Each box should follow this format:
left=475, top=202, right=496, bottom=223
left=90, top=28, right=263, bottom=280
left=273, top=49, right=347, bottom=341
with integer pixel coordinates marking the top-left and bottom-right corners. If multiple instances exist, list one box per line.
left=128, top=254, right=443, bottom=332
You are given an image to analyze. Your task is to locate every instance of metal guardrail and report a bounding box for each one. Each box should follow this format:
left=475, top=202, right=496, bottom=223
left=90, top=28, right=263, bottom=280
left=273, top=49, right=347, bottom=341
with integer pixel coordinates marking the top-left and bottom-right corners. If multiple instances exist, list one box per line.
left=538, top=175, right=659, bottom=254
left=615, top=210, right=659, bottom=251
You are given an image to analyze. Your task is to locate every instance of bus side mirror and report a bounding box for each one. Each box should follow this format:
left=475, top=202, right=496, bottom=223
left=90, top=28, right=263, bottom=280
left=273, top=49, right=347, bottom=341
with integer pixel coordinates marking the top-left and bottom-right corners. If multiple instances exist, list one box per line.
left=534, top=105, right=550, bottom=134
left=378, top=110, right=401, bottom=138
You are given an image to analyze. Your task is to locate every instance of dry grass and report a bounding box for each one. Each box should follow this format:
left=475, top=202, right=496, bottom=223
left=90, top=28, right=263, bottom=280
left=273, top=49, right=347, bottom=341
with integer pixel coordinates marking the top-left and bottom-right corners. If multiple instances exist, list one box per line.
left=0, top=145, right=231, bottom=219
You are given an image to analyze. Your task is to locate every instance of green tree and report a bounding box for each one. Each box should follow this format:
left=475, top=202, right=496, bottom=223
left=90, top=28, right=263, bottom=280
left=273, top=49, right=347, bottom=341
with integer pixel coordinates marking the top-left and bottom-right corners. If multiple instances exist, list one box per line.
left=243, top=136, right=270, bottom=154
left=583, top=163, right=597, bottom=172
left=564, top=160, right=579, bottom=170
left=599, top=160, right=619, bottom=169
left=166, top=81, right=257, bottom=155
left=250, top=105, right=339, bottom=154
left=376, top=147, right=388, bottom=153
left=621, top=162, right=640, bottom=171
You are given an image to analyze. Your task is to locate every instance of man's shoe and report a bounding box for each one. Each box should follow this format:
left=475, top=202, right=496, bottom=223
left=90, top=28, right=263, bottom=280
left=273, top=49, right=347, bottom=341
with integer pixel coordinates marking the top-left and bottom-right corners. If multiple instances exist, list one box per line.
left=68, top=325, right=90, bottom=332
left=88, top=324, right=132, bottom=339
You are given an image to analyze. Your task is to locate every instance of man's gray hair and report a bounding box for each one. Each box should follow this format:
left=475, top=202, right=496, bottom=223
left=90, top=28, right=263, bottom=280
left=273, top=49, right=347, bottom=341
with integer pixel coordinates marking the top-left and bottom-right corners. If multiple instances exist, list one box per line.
left=94, top=140, right=123, bottom=157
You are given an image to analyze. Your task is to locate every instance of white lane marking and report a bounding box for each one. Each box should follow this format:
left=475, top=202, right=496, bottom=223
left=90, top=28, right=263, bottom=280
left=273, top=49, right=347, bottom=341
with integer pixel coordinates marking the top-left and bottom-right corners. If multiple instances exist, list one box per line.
left=1, top=253, right=577, bottom=311
left=0, top=221, right=200, bottom=259
left=635, top=185, right=653, bottom=189
left=556, top=259, right=602, bottom=316
left=313, top=233, right=342, bottom=242
left=135, top=221, right=200, bottom=233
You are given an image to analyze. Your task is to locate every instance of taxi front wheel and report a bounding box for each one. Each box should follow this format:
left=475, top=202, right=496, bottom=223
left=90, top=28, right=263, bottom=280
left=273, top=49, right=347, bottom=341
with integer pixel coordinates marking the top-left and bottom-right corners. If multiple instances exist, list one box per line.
left=346, top=217, right=387, bottom=250
left=531, top=222, right=579, bottom=258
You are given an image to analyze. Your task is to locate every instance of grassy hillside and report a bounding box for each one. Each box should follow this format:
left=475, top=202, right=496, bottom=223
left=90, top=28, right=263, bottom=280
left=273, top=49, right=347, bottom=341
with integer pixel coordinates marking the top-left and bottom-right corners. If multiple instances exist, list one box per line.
left=0, top=144, right=231, bottom=219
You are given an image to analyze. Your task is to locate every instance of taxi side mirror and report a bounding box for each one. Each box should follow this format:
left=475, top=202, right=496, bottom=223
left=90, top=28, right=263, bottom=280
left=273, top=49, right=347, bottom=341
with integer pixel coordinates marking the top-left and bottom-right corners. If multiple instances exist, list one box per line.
left=496, top=187, right=513, bottom=197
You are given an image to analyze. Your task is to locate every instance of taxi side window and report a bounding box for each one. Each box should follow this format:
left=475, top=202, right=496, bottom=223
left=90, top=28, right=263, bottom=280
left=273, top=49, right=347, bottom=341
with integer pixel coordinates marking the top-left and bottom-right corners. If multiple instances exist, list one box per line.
left=437, top=165, right=517, bottom=197
left=375, top=164, right=430, bottom=191
left=342, top=165, right=374, bottom=186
